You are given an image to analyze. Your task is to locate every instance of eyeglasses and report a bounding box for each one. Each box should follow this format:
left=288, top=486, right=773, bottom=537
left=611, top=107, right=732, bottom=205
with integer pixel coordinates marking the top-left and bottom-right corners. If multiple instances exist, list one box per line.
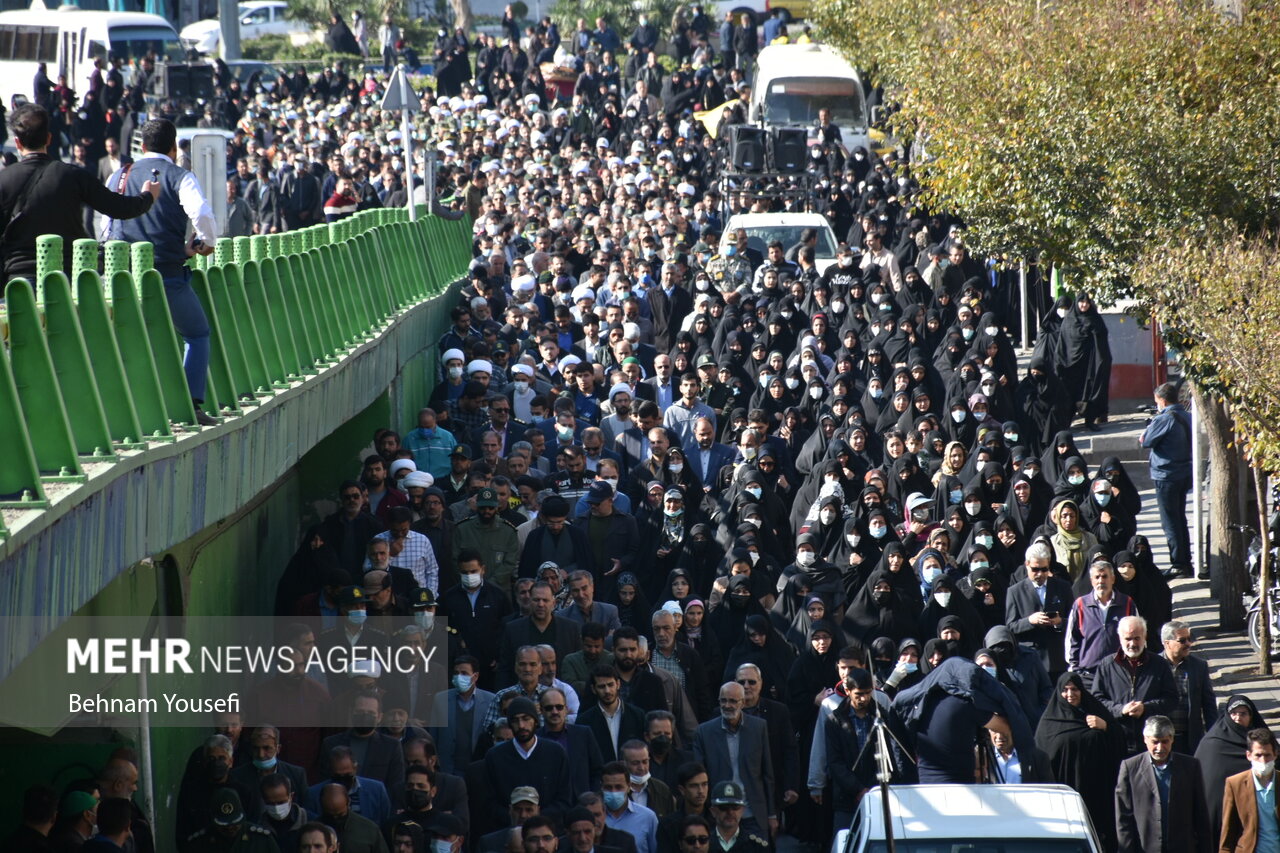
left=682, top=837, right=711, bottom=846
left=542, top=704, right=566, bottom=711
left=1171, top=636, right=1192, bottom=645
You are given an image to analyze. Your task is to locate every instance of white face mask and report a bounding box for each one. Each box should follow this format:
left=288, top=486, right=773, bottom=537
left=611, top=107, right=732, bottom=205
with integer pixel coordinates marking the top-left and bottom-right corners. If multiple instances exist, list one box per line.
left=846, top=533, right=860, bottom=547
left=629, top=772, right=651, bottom=787
left=266, top=802, right=291, bottom=821
left=808, top=386, right=824, bottom=400
left=976, top=535, right=993, bottom=549
left=1253, top=759, right=1276, bottom=777
left=668, top=462, right=684, bottom=474
left=1068, top=474, right=1085, bottom=486
left=604, top=478, right=619, bottom=490
left=514, top=379, right=530, bottom=393
left=786, top=377, right=801, bottom=389
left=820, top=509, right=837, bottom=525
left=832, top=300, right=846, bottom=313
left=984, top=326, right=999, bottom=336
left=1056, top=307, right=1068, bottom=318
left=951, top=410, right=966, bottom=423
left=965, top=501, right=982, bottom=516
left=795, top=550, right=816, bottom=568
left=448, top=365, right=463, bottom=380
left=460, top=571, right=484, bottom=589
left=933, top=591, right=952, bottom=608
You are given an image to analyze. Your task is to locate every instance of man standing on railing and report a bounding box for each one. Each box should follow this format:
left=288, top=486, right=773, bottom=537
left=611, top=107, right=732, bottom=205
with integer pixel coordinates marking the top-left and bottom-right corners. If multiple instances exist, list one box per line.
left=0, top=103, right=157, bottom=283
left=103, top=118, right=218, bottom=426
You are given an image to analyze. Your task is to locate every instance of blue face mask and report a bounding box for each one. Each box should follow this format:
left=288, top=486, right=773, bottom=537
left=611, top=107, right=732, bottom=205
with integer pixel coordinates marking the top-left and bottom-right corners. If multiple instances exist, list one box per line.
left=347, top=609, right=368, bottom=625
left=603, top=791, right=628, bottom=811
left=902, top=661, right=918, bottom=673
left=452, top=674, right=473, bottom=692
left=252, top=756, right=278, bottom=771
left=949, top=488, right=962, bottom=504
left=982, top=664, right=998, bottom=678
left=923, top=566, right=943, bottom=584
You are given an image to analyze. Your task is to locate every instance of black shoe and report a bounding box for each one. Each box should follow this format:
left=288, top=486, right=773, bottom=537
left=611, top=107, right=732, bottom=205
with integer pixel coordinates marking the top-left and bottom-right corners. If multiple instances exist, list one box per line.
left=1163, top=566, right=1192, bottom=580
left=1197, top=569, right=1211, bottom=580
left=194, top=408, right=218, bottom=426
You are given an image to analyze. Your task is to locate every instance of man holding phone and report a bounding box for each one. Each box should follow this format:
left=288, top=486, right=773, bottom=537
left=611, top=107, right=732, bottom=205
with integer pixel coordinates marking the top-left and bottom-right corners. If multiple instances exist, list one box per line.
left=104, top=118, right=218, bottom=425
left=1005, top=540, right=1075, bottom=680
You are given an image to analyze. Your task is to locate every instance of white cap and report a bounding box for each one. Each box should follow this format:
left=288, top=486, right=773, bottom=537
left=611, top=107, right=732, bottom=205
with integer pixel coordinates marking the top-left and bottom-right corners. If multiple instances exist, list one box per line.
left=572, top=283, right=596, bottom=302
left=443, top=347, right=465, bottom=364
left=511, top=363, right=535, bottom=379
left=513, top=274, right=537, bottom=292
left=559, top=354, right=582, bottom=372
left=467, top=359, right=493, bottom=376
left=608, top=383, right=633, bottom=401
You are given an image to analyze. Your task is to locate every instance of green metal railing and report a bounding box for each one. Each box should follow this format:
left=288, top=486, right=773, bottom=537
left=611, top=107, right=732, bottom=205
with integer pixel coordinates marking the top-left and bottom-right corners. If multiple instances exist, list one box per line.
left=0, top=207, right=474, bottom=538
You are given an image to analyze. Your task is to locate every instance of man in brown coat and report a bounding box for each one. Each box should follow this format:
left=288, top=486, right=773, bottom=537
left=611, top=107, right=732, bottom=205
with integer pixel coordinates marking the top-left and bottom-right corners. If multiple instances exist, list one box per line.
left=1219, top=728, right=1280, bottom=853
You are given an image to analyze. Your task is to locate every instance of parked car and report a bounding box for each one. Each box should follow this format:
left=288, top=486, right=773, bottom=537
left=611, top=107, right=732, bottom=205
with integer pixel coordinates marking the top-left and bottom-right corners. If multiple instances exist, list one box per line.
left=180, top=0, right=314, bottom=55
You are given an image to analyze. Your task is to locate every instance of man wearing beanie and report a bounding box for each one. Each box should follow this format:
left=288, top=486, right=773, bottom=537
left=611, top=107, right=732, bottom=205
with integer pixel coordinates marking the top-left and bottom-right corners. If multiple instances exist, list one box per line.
left=484, top=696, right=573, bottom=827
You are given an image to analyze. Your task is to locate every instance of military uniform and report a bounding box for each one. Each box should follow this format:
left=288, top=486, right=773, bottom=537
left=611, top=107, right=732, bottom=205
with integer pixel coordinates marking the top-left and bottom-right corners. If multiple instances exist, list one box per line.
left=181, top=789, right=280, bottom=853
left=704, top=252, right=751, bottom=290
left=707, top=781, right=771, bottom=853
left=450, top=488, right=520, bottom=592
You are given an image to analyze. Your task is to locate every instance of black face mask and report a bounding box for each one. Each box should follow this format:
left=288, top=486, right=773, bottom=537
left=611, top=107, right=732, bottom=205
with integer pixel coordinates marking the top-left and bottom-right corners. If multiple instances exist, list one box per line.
left=206, top=757, right=229, bottom=781
left=992, top=644, right=1015, bottom=667
left=728, top=593, right=750, bottom=609
left=323, top=812, right=348, bottom=830
left=331, top=773, right=356, bottom=789
left=871, top=590, right=892, bottom=606
left=649, top=734, right=672, bottom=756
left=405, top=789, right=433, bottom=811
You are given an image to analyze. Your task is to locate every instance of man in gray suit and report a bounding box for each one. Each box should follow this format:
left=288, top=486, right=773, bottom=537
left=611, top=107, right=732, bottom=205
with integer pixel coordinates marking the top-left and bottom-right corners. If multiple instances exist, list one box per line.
left=691, top=682, right=775, bottom=839
left=561, top=570, right=622, bottom=635
left=429, top=655, right=496, bottom=774
left=1114, top=715, right=1211, bottom=853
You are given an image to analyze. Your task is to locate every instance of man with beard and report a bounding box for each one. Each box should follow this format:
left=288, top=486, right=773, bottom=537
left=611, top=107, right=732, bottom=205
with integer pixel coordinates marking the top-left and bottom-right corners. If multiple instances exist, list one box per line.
left=315, top=784, right=385, bottom=853
left=484, top=697, right=573, bottom=825
left=453, top=487, right=520, bottom=593
left=180, top=788, right=277, bottom=853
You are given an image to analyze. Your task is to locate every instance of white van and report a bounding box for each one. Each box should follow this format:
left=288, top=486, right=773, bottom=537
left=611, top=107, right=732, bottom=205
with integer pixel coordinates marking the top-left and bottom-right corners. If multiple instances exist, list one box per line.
left=0, top=1, right=182, bottom=109
left=749, top=43, right=872, bottom=156
left=833, top=785, right=1103, bottom=853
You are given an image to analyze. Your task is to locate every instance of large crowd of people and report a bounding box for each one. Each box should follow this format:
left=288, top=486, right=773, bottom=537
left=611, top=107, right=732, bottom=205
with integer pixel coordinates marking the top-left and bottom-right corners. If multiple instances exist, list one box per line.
left=2, top=8, right=1269, bottom=853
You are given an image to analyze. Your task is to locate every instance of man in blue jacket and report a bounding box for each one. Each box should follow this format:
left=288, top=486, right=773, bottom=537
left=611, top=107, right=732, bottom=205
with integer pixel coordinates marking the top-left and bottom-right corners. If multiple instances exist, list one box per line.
left=1139, top=382, right=1193, bottom=579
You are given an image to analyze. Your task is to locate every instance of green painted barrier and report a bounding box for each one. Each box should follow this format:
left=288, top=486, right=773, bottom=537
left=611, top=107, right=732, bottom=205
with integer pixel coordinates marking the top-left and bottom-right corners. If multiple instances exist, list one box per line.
left=0, top=212, right=473, bottom=522
left=41, top=272, right=116, bottom=461
left=75, top=270, right=147, bottom=448
left=5, top=279, right=83, bottom=480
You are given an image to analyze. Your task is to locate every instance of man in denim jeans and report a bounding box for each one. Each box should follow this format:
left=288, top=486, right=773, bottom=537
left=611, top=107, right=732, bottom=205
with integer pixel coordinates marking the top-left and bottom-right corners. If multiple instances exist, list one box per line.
left=1140, top=382, right=1193, bottom=579
left=107, top=118, right=218, bottom=425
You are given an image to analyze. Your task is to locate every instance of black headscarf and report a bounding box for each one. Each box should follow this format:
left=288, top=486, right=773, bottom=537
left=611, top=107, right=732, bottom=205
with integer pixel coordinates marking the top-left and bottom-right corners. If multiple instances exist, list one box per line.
left=1034, top=671, right=1123, bottom=850
left=1195, top=693, right=1268, bottom=844
left=844, top=568, right=919, bottom=645
left=723, top=613, right=796, bottom=702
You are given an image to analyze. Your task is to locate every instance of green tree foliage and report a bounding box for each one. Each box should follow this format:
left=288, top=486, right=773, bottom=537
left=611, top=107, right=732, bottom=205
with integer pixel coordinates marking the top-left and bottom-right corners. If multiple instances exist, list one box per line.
left=811, top=0, right=1280, bottom=302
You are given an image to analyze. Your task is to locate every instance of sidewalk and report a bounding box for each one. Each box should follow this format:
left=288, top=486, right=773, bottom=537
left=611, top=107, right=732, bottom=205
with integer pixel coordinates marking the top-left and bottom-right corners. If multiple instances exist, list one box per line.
left=1071, top=407, right=1280, bottom=719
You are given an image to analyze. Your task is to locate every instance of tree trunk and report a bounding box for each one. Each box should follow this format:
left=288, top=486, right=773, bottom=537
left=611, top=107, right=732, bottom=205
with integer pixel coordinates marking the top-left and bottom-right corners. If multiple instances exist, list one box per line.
left=449, top=0, right=473, bottom=37
left=1254, top=468, right=1272, bottom=675
left=1192, top=384, right=1247, bottom=628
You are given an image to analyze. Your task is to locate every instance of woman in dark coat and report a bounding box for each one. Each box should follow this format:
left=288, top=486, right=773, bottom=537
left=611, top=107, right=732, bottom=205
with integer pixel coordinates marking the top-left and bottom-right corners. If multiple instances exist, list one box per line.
left=1014, top=355, right=1072, bottom=455
left=1053, top=291, right=1112, bottom=430
left=722, top=613, right=797, bottom=701
left=1035, top=672, right=1124, bottom=852
left=844, top=569, right=919, bottom=645
left=1194, top=694, right=1268, bottom=845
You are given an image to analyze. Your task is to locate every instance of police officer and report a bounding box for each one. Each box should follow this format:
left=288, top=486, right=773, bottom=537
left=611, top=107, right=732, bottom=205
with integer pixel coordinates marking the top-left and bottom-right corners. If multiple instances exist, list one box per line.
left=181, top=788, right=277, bottom=853
left=703, top=243, right=750, bottom=293
left=706, top=783, right=768, bottom=853
left=105, top=118, right=218, bottom=425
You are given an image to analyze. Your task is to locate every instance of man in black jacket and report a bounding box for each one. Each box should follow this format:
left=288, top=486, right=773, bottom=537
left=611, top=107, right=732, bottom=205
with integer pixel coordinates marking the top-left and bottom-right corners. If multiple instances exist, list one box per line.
left=1004, top=543, right=1074, bottom=679
left=0, top=103, right=156, bottom=280
left=613, top=628, right=670, bottom=714
left=484, top=697, right=572, bottom=826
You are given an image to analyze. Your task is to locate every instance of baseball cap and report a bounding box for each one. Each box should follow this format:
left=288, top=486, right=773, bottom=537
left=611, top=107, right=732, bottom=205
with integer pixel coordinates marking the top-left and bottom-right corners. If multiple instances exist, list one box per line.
left=475, top=487, right=499, bottom=508
left=411, top=587, right=437, bottom=609
left=510, top=786, right=540, bottom=805
left=450, top=445, right=472, bottom=459
left=337, top=586, right=365, bottom=606
left=586, top=481, right=614, bottom=504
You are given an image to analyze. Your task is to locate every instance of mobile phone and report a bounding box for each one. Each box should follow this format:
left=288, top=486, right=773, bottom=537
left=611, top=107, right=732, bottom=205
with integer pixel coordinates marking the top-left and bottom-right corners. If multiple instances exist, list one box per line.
left=151, top=168, right=159, bottom=180
left=1044, top=611, right=1059, bottom=620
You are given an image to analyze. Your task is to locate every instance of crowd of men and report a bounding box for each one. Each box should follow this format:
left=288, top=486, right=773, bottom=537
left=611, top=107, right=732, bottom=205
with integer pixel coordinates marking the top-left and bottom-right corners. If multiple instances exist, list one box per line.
left=3, top=6, right=1272, bottom=853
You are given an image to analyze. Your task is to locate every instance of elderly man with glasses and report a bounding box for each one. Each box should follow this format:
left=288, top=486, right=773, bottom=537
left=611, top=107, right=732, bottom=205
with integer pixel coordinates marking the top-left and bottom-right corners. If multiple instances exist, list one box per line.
left=1158, top=619, right=1217, bottom=754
